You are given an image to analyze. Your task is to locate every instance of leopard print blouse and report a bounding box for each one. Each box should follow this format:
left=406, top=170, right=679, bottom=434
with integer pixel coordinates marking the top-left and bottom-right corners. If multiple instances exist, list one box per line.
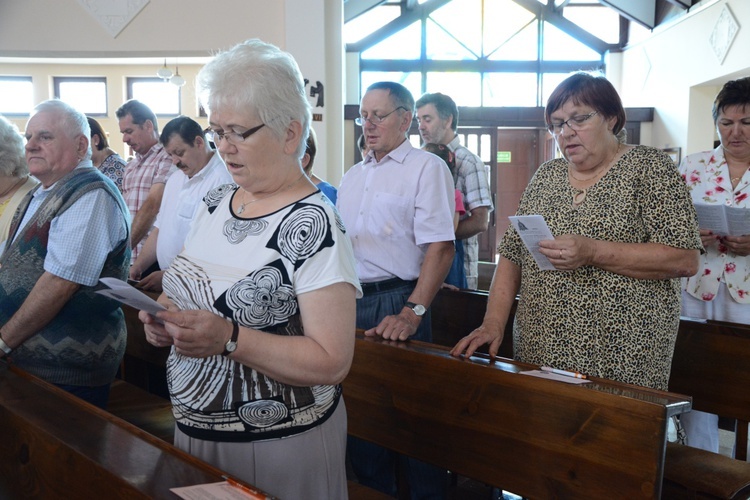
left=499, top=145, right=702, bottom=390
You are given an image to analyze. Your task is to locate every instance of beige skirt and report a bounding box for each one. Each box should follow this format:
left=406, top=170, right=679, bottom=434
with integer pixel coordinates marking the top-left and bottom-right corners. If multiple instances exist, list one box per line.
left=174, top=399, right=348, bottom=499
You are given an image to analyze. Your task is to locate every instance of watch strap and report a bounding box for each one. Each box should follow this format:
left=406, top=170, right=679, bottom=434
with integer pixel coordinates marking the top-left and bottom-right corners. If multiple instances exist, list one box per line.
left=222, top=320, right=239, bottom=356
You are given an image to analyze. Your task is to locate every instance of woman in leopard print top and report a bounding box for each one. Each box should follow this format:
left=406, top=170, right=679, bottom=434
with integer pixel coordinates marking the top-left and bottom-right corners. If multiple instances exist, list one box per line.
left=452, top=73, right=702, bottom=390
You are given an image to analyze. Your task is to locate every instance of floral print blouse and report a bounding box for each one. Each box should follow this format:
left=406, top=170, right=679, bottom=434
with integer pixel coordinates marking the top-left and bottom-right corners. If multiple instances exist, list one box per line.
left=679, top=145, right=750, bottom=303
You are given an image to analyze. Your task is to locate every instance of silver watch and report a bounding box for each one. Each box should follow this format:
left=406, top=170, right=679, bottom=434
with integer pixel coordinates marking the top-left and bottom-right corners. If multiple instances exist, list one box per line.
left=0, top=335, right=12, bottom=355
left=405, top=301, right=426, bottom=317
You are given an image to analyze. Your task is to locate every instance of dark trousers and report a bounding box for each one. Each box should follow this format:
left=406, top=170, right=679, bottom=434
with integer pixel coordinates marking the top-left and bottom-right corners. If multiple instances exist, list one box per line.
left=348, top=279, right=448, bottom=500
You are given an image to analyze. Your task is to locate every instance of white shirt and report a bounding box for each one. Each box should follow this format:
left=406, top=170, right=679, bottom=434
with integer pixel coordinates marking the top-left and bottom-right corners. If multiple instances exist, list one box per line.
left=154, top=153, right=232, bottom=269
left=337, top=140, right=455, bottom=282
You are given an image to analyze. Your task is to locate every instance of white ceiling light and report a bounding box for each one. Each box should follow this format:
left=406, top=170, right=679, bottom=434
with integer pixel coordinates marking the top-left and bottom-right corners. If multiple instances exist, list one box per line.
left=156, top=58, right=173, bottom=80
left=170, top=64, right=186, bottom=87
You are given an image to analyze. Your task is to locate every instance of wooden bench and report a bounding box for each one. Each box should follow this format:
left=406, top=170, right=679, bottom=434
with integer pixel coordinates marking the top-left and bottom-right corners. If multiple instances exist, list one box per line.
left=662, top=318, right=750, bottom=499
left=0, top=361, right=272, bottom=499
left=430, top=288, right=750, bottom=499
left=344, top=334, right=690, bottom=499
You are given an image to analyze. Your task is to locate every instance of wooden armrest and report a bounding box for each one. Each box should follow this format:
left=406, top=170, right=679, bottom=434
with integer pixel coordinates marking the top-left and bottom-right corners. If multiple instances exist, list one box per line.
left=664, top=442, right=750, bottom=499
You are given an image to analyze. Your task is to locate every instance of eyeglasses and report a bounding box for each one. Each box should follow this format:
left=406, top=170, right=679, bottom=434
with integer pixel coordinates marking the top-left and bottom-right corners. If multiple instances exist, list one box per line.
left=547, top=111, right=598, bottom=135
left=204, top=123, right=265, bottom=145
left=355, top=106, right=406, bottom=127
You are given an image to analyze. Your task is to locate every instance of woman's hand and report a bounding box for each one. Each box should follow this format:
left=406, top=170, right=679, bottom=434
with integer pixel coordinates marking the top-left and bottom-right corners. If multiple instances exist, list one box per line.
left=140, top=310, right=174, bottom=348
left=450, top=318, right=505, bottom=359
left=721, top=234, right=750, bottom=256
left=538, top=234, right=595, bottom=270
left=154, top=309, right=233, bottom=358
left=699, top=228, right=719, bottom=249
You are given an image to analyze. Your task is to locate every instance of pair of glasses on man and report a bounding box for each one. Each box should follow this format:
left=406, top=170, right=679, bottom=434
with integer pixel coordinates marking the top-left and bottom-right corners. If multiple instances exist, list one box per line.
left=204, top=123, right=265, bottom=145
left=355, top=106, right=406, bottom=127
left=547, top=111, right=598, bottom=135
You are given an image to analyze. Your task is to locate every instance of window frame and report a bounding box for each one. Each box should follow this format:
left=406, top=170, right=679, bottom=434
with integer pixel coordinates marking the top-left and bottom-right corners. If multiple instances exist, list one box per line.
left=53, top=76, right=108, bottom=117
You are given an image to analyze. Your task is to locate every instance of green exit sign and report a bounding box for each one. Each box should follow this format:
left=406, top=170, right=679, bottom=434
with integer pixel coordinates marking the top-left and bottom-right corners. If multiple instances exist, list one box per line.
left=497, top=151, right=512, bottom=163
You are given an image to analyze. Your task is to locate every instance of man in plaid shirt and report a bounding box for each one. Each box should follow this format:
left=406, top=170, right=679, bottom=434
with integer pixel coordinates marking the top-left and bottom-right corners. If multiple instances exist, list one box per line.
left=416, top=92, right=493, bottom=289
left=116, top=100, right=174, bottom=265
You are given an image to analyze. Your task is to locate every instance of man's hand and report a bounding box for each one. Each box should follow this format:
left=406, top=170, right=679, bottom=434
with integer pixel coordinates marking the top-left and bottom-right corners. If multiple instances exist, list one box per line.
left=365, top=308, right=421, bottom=341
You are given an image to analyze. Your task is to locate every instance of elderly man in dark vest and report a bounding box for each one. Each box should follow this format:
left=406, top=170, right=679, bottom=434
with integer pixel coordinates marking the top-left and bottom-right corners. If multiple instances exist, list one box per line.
left=0, top=99, right=130, bottom=409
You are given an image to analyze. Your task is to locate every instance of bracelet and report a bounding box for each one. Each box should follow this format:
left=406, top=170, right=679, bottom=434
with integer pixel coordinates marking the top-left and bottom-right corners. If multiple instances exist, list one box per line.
left=0, top=331, right=12, bottom=355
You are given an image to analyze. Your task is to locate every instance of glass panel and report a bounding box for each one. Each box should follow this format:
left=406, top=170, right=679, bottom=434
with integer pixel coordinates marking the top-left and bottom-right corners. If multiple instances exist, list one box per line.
left=541, top=72, right=571, bottom=106
left=344, top=4, right=401, bottom=44
left=56, top=79, right=107, bottom=115
left=484, top=0, right=536, bottom=57
left=429, top=0, right=481, bottom=57
left=480, top=134, right=491, bottom=163
left=0, top=77, right=33, bottom=115
left=129, top=79, right=181, bottom=115
left=425, top=72, right=481, bottom=107
left=563, top=5, right=620, bottom=44
left=362, top=21, right=421, bottom=60
left=426, top=18, right=477, bottom=60
left=483, top=73, right=537, bottom=107
left=488, top=20, right=538, bottom=61
left=360, top=72, right=423, bottom=103
left=542, top=21, right=601, bottom=61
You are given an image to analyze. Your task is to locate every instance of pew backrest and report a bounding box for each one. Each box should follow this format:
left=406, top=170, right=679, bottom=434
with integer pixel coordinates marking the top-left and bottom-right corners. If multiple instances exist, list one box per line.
left=344, top=335, right=689, bottom=499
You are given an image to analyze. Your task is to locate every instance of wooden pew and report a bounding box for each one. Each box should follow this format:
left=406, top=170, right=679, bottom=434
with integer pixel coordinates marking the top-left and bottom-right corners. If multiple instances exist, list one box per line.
left=0, top=361, right=272, bottom=499
left=430, top=288, right=750, bottom=499
left=344, top=334, right=690, bottom=499
left=662, top=318, right=750, bottom=499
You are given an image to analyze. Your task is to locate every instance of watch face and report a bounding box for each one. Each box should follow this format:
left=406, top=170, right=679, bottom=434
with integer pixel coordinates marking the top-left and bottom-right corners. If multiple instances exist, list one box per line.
left=225, top=341, right=238, bottom=353
left=413, top=304, right=426, bottom=316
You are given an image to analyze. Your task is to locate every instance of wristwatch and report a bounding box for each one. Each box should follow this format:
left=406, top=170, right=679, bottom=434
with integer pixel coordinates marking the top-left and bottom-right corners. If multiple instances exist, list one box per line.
left=222, top=321, right=239, bottom=356
left=405, top=301, right=426, bottom=317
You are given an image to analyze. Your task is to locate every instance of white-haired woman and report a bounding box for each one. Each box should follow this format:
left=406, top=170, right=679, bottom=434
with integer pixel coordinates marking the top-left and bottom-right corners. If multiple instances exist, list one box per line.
left=139, top=39, right=360, bottom=499
left=0, top=115, right=38, bottom=242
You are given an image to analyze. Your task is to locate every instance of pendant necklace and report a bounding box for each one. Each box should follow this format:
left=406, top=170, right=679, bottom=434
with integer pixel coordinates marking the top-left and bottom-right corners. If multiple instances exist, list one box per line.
left=569, top=144, right=621, bottom=208
left=236, top=172, right=306, bottom=215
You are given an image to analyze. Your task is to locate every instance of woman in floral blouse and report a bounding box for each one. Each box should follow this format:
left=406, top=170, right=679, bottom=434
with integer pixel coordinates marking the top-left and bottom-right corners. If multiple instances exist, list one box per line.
left=679, top=76, right=750, bottom=454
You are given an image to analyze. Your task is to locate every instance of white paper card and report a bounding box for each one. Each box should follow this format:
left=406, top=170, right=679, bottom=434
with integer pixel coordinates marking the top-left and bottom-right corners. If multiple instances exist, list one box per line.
left=520, top=370, right=591, bottom=385
left=694, top=203, right=750, bottom=236
left=508, top=215, right=556, bottom=270
left=96, top=277, right=166, bottom=317
left=171, top=481, right=265, bottom=499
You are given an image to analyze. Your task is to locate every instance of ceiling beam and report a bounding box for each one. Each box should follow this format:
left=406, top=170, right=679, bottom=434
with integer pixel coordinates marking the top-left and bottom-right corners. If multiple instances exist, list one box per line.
left=599, top=0, right=656, bottom=29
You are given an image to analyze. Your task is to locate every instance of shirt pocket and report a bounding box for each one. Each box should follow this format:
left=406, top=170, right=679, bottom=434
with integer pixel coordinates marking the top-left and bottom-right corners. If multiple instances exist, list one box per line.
left=368, top=191, right=410, bottom=240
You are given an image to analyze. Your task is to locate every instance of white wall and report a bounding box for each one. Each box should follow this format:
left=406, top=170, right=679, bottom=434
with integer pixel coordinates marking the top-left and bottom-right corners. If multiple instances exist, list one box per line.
left=0, top=0, right=345, bottom=185
left=617, top=0, right=750, bottom=155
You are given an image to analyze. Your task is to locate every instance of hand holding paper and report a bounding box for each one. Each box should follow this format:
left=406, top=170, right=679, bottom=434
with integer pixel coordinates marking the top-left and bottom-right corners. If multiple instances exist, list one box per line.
left=509, top=215, right=557, bottom=270
left=96, top=277, right=166, bottom=318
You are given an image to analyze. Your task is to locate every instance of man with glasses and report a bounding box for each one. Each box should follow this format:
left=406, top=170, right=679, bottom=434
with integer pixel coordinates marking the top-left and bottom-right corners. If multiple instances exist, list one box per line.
left=338, top=81, right=456, bottom=499
left=416, top=92, right=493, bottom=290
left=117, top=99, right=175, bottom=266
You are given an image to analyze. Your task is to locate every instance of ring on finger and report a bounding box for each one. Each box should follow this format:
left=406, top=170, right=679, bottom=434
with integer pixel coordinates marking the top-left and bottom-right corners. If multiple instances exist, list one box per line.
left=559, top=249, right=563, bottom=259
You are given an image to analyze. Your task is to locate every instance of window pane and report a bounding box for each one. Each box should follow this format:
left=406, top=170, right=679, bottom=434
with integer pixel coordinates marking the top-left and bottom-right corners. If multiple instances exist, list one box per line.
left=429, top=0, right=482, bottom=57
left=425, top=72, right=481, bottom=107
left=360, top=72, right=422, bottom=103
left=484, top=0, right=537, bottom=57
left=128, top=78, right=181, bottom=115
left=362, top=21, right=421, bottom=59
left=541, top=73, right=571, bottom=106
left=488, top=21, right=538, bottom=61
left=55, top=77, right=107, bottom=115
left=542, top=22, right=601, bottom=61
left=344, top=4, right=400, bottom=44
left=426, top=18, right=477, bottom=60
left=0, top=77, right=33, bottom=115
left=483, top=73, right=538, bottom=106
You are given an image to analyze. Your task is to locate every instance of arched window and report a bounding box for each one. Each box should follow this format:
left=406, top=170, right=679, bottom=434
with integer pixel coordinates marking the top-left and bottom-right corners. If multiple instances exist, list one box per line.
left=345, top=0, right=635, bottom=106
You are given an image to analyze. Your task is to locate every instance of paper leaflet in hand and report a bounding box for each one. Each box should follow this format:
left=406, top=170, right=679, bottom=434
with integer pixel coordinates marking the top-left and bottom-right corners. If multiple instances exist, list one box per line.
left=96, top=277, right=166, bottom=318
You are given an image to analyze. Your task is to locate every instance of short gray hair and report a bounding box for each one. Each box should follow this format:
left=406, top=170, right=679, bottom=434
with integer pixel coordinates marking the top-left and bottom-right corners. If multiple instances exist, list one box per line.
left=0, top=115, right=27, bottom=178
left=196, top=39, right=311, bottom=159
left=32, top=100, right=92, bottom=161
